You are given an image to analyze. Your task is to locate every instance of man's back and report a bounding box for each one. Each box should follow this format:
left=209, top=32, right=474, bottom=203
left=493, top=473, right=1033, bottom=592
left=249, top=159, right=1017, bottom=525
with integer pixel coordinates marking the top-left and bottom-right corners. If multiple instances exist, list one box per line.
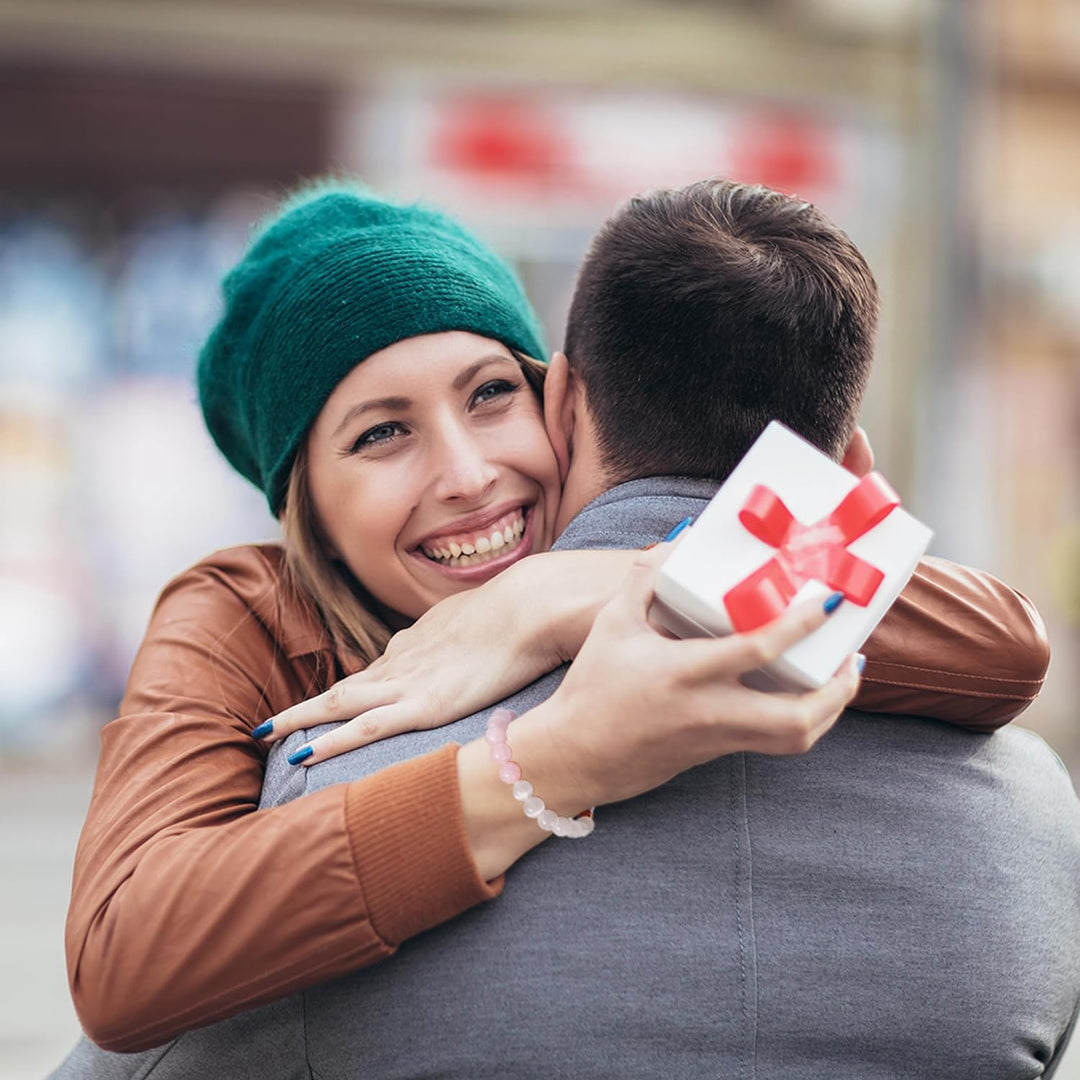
left=266, top=478, right=1080, bottom=1079
left=744, top=717, right=1078, bottom=1077
left=283, top=714, right=1076, bottom=1080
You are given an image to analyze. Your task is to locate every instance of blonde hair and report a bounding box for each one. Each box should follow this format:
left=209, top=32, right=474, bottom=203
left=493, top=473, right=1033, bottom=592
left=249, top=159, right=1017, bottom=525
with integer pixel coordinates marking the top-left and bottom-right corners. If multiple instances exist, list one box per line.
left=281, top=447, right=393, bottom=668
left=280, top=350, right=548, bottom=665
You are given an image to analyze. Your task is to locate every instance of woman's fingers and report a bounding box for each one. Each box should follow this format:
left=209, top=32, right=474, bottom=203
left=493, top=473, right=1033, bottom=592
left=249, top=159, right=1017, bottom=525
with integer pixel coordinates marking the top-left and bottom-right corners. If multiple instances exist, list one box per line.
left=251, top=676, right=398, bottom=744
left=596, top=548, right=667, bottom=631
left=286, top=702, right=424, bottom=765
left=727, top=594, right=837, bottom=672
left=670, top=593, right=840, bottom=681
left=750, top=653, right=862, bottom=755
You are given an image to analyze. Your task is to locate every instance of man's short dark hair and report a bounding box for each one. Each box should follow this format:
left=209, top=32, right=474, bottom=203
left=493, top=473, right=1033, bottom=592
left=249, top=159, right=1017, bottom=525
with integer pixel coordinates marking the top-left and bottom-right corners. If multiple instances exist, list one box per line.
left=564, top=178, right=879, bottom=483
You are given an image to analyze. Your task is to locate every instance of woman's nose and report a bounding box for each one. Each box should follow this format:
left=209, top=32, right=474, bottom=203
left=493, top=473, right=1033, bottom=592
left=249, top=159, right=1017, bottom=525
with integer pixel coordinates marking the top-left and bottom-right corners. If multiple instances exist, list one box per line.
left=431, top=427, right=499, bottom=503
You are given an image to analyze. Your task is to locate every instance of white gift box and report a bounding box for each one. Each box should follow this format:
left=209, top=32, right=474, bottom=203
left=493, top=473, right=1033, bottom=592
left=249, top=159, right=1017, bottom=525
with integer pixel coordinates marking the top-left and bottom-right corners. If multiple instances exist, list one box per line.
left=650, top=421, right=933, bottom=691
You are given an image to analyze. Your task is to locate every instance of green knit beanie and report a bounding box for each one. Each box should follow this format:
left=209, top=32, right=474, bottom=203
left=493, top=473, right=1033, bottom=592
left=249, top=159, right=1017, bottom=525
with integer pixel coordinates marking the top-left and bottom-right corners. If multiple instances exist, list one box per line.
left=197, top=180, right=546, bottom=516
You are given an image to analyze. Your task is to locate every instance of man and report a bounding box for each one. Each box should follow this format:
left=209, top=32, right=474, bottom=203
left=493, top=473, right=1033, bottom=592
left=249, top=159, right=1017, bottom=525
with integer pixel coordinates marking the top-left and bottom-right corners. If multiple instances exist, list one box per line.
left=59, top=181, right=1079, bottom=1077
left=285, top=181, right=1071, bottom=1075
left=272, top=180, right=1077, bottom=1078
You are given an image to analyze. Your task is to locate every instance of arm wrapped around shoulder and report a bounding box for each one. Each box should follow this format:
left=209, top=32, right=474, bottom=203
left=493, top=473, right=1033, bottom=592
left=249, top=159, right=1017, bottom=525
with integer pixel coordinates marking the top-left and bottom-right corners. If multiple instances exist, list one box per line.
left=856, top=555, right=1049, bottom=731
left=65, top=547, right=499, bottom=1051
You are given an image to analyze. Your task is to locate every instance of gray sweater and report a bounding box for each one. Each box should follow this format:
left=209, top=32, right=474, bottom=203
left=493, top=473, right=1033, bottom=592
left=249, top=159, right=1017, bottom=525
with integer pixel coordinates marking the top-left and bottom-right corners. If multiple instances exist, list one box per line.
left=54, top=477, right=1080, bottom=1079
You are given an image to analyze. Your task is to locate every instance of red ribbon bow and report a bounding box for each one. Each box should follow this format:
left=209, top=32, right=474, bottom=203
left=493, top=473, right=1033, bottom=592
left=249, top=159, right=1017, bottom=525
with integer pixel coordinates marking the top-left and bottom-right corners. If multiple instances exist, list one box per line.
left=722, top=472, right=899, bottom=632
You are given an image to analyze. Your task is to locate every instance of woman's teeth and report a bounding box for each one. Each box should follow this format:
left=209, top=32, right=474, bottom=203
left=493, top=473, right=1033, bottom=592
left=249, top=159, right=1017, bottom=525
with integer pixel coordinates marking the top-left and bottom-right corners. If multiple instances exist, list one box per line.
left=421, top=512, right=526, bottom=567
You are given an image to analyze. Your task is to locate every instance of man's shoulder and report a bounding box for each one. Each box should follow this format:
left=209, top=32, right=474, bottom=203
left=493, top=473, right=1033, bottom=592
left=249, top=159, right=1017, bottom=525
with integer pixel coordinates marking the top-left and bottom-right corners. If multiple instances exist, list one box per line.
left=747, top=712, right=1079, bottom=886
left=989, top=723, right=1076, bottom=780
left=767, top=711, right=1080, bottom=851
left=980, top=723, right=1080, bottom=827
left=814, top=711, right=1075, bottom=788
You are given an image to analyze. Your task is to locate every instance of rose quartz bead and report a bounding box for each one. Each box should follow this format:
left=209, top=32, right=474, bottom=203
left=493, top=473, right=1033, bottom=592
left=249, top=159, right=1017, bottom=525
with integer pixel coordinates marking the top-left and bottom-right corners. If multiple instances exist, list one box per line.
left=498, top=761, right=522, bottom=783
left=484, top=707, right=594, bottom=840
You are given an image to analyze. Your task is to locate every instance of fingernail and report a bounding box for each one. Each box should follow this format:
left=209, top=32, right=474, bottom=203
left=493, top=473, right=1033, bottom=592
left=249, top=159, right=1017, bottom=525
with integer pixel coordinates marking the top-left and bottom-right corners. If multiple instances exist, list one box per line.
left=856, top=653, right=866, bottom=674
left=251, top=720, right=274, bottom=740
left=664, top=517, right=693, bottom=542
left=823, top=591, right=845, bottom=615
left=288, top=746, right=314, bottom=766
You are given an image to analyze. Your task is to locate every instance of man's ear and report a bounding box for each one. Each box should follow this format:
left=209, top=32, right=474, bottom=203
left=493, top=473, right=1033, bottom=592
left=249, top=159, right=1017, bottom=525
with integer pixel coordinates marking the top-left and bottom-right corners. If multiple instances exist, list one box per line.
left=543, top=351, right=575, bottom=483
left=841, top=425, right=875, bottom=477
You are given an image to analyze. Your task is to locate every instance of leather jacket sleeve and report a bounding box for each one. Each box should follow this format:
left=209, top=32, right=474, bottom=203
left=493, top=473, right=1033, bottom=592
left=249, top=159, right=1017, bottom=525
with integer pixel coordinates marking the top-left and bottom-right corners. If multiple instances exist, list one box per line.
left=64, top=547, right=1048, bottom=1051
left=65, top=548, right=500, bottom=1053
left=856, top=556, right=1048, bottom=730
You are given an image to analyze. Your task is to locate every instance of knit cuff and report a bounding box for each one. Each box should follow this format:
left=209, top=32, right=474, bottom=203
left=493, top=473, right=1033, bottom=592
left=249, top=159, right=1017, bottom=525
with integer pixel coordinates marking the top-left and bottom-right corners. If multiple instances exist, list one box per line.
left=343, top=743, right=503, bottom=947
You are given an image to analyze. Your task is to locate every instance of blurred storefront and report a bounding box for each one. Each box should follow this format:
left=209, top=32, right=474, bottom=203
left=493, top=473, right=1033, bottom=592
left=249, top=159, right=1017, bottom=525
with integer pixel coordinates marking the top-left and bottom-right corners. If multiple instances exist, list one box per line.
left=0, top=0, right=1075, bottom=774
left=972, top=0, right=1080, bottom=768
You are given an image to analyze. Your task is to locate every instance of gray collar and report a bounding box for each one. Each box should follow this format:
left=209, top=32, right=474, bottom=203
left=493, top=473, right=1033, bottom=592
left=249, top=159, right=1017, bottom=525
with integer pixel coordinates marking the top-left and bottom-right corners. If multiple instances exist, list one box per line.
left=575, top=475, right=720, bottom=513
left=554, top=476, right=720, bottom=552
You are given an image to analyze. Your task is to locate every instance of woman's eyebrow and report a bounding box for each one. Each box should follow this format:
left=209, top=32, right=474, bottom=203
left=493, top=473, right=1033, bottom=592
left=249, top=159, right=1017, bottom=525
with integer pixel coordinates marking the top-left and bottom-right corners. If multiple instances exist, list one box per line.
left=332, top=355, right=515, bottom=437
left=332, top=396, right=411, bottom=438
left=451, top=355, right=517, bottom=391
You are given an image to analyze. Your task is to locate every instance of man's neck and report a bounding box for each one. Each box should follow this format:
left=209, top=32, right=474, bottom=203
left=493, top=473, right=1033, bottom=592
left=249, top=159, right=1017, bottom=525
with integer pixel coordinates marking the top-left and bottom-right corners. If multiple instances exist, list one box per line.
left=554, top=460, right=609, bottom=537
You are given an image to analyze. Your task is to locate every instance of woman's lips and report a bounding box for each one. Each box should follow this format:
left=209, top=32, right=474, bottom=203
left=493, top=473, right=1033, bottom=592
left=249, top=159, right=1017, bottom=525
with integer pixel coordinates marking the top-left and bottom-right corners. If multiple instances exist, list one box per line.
left=419, top=508, right=525, bottom=566
left=409, top=505, right=537, bottom=580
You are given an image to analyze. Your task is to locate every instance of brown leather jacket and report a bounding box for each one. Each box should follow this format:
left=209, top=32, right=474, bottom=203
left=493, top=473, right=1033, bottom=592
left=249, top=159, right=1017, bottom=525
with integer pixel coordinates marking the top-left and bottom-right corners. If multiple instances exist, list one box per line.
left=66, top=544, right=1049, bottom=1051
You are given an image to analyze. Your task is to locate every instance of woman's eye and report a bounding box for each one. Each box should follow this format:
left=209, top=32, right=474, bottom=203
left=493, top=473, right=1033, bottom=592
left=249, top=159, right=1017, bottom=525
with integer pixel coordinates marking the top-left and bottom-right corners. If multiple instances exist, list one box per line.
left=352, top=422, right=405, bottom=452
left=471, top=379, right=518, bottom=407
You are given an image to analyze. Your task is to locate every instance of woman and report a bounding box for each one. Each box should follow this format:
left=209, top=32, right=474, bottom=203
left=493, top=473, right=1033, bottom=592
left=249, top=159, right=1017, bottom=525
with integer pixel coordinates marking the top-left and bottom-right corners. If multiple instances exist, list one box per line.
left=61, top=180, right=1044, bottom=1059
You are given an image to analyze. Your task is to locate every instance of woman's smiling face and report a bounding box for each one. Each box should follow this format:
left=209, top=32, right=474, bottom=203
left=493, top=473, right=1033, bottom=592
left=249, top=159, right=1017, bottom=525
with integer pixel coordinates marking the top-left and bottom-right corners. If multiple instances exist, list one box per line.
left=305, top=331, right=562, bottom=622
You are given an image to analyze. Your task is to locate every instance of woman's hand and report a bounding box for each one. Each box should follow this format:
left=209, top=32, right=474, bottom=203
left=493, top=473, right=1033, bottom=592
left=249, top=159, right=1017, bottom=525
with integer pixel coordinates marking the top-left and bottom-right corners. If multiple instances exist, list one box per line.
left=254, top=549, right=640, bottom=763
left=518, top=549, right=863, bottom=812
left=456, top=545, right=862, bottom=880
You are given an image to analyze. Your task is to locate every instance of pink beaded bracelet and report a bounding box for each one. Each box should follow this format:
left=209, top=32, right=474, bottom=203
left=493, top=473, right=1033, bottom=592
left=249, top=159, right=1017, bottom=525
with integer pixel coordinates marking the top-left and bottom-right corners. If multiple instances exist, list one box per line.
left=485, top=707, right=595, bottom=839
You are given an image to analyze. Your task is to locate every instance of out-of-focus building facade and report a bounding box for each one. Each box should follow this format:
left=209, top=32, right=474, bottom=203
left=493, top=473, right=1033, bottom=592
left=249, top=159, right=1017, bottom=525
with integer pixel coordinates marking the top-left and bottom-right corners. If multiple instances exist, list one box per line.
left=1, top=0, right=1074, bottom=770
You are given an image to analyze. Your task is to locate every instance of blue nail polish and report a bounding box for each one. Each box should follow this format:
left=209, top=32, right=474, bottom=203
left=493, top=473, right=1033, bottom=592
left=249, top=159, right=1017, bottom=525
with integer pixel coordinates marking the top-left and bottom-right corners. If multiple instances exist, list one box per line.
left=288, top=746, right=314, bottom=766
left=664, top=517, right=693, bottom=542
left=823, top=591, right=845, bottom=614
left=856, top=654, right=867, bottom=674
left=251, top=720, right=274, bottom=739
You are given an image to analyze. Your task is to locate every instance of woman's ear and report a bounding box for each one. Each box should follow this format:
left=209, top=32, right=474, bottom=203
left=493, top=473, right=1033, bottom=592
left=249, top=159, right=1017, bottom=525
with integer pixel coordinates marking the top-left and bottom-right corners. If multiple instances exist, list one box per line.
left=841, top=425, right=875, bottom=477
left=543, top=351, right=575, bottom=483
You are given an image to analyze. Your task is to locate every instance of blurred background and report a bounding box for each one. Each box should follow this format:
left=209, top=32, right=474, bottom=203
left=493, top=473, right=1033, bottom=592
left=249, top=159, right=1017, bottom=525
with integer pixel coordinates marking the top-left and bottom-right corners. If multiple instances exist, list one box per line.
left=0, top=0, right=1077, bottom=1075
